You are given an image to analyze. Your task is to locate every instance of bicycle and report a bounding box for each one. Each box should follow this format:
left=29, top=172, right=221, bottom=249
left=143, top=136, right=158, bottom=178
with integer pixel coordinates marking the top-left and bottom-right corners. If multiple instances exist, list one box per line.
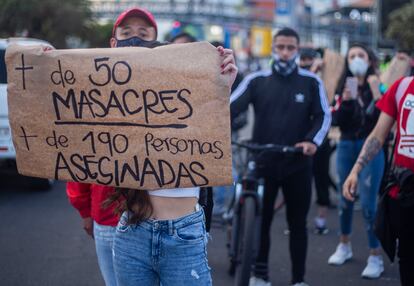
left=227, top=141, right=303, bottom=286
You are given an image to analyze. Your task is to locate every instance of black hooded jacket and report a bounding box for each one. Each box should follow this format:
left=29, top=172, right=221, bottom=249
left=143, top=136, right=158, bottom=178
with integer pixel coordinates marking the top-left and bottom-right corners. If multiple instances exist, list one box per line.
left=230, top=66, right=331, bottom=178
left=332, top=81, right=380, bottom=140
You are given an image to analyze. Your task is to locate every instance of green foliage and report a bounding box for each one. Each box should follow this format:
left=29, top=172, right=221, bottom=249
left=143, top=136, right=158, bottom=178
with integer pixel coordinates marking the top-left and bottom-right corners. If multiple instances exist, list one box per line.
left=85, top=21, right=114, bottom=48
left=0, top=0, right=92, bottom=48
left=381, top=0, right=410, bottom=32
left=386, top=0, right=414, bottom=52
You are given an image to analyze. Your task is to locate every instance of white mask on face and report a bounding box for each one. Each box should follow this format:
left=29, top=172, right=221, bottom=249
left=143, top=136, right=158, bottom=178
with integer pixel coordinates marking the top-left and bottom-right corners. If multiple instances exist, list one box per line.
left=349, top=56, right=369, bottom=77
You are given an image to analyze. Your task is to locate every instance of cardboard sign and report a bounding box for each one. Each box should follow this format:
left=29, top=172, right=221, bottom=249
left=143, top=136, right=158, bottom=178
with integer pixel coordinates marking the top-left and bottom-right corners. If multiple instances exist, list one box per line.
left=6, top=42, right=232, bottom=190
left=321, top=49, right=345, bottom=103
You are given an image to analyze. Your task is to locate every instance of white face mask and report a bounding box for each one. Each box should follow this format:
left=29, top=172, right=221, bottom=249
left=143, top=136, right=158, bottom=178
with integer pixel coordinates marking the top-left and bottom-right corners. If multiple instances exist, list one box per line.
left=349, top=56, right=369, bottom=77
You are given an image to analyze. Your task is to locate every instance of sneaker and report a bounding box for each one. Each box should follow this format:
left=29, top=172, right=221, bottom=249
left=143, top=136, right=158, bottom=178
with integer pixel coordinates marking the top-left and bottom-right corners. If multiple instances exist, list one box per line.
left=292, top=283, right=309, bottom=286
left=249, top=276, right=272, bottom=286
left=361, top=255, right=384, bottom=279
left=314, top=217, right=329, bottom=235
left=314, top=226, right=329, bottom=235
left=222, top=208, right=233, bottom=222
left=328, top=243, right=353, bottom=265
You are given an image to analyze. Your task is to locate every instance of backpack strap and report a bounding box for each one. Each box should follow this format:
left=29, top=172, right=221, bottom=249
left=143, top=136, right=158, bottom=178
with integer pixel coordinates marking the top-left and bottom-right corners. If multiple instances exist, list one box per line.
left=386, top=77, right=414, bottom=174
left=396, top=76, right=413, bottom=111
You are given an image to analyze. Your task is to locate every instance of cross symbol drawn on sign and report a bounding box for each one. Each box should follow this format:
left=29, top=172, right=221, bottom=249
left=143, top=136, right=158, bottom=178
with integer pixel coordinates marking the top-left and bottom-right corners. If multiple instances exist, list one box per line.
left=14, top=54, right=34, bottom=90
left=19, top=126, right=38, bottom=151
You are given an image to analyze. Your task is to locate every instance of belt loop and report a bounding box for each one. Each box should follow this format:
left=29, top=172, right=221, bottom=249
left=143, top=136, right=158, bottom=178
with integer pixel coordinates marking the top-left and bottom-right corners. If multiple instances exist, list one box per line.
left=168, top=220, right=174, bottom=235
left=195, top=203, right=201, bottom=212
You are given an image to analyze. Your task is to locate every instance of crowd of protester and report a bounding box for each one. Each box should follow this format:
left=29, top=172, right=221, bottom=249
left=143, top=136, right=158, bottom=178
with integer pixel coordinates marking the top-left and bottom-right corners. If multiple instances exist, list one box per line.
left=64, top=6, right=414, bottom=286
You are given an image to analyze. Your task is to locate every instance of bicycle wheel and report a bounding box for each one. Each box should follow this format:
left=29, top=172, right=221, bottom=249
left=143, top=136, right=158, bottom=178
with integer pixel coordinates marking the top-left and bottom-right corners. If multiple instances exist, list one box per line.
left=235, top=196, right=256, bottom=286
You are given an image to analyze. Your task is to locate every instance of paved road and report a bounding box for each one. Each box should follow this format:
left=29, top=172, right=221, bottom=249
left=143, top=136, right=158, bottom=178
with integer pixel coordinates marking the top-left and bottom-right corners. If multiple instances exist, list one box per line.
left=0, top=175, right=400, bottom=286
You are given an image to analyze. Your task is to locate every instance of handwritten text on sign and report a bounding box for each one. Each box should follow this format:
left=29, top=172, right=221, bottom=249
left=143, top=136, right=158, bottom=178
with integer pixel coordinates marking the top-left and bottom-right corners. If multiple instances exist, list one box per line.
left=6, top=42, right=232, bottom=190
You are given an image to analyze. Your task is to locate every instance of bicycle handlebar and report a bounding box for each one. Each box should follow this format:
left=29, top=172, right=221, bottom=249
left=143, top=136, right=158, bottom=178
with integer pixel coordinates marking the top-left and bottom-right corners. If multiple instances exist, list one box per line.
left=232, top=141, right=303, bottom=154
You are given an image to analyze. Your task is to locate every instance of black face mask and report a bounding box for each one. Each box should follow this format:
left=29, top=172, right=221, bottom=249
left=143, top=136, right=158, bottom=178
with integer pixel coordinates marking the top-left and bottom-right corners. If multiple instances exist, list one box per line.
left=116, top=36, right=155, bottom=48
left=300, top=64, right=312, bottom=70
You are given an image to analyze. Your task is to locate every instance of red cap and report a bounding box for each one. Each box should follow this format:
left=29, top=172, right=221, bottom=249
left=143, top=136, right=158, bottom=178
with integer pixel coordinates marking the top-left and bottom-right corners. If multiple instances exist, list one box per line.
left=112, top=7, right=157, bottom=37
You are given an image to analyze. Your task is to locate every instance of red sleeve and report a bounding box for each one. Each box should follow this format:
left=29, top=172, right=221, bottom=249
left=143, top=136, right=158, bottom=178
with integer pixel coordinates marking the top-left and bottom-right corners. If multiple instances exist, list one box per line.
left=66, top=182, right=92, bottom=218
left=376, top=78, right=405, bottom=119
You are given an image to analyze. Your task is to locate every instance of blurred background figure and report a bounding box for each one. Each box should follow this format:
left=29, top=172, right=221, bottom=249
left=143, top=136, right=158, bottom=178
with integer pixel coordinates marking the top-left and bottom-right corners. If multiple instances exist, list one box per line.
left=328, top=43, right=385, bottom=279
left=170, top=31, right=197, bottom=44
left=299, top=47, right=321, bottom=73
left=299, top=47, right=335, bottom=235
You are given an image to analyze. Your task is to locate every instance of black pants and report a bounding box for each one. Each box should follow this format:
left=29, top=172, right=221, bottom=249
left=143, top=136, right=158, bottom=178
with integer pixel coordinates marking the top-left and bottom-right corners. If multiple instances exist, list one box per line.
left=398, top=203, right=414, bottom=286
left=313, top=140, right=331, bottom=206
left=254, top=167, right=312, bottom=284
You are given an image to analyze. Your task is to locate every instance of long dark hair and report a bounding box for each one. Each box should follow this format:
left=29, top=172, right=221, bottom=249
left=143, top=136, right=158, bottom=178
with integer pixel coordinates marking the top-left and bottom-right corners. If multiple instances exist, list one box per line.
left=336, top=43, right=378, bottom=95
left=103, top=188, right=153, bottom=225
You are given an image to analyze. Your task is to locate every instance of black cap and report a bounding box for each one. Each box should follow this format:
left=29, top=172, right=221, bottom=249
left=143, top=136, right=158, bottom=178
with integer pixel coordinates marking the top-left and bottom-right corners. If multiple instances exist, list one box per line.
left=300, top=48, right=317, bottom=59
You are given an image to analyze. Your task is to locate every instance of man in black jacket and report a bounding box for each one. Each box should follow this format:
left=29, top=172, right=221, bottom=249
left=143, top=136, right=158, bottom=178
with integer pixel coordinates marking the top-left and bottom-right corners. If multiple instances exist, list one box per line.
left=230, top=28, right=331, bottom=286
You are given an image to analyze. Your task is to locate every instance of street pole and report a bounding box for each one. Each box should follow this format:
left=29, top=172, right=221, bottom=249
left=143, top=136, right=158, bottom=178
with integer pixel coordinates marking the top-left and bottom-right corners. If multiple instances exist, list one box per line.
left=372, top=0, right=380, bottom=50
left=377, top=0, right=382, bottom=49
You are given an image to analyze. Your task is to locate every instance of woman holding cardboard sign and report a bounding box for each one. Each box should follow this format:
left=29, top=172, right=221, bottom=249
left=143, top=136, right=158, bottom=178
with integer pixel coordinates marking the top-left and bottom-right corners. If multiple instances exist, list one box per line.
left=328, top=43, right=386, bottom=279
left=105, top=7, right=238, bottom=286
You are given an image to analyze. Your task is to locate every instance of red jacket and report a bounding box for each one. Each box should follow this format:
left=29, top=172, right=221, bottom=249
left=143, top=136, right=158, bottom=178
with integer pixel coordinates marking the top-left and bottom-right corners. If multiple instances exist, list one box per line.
left=66, top=182, right=120, bottom=226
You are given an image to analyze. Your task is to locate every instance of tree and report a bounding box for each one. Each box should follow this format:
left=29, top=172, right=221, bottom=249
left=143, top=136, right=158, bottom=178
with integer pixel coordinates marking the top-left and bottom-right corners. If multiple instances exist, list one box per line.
left=0, top=0, right=92, bottom=48
left=386, top=0, right=414, bottom=52
left=381, top=0, right=410, bottom=32
left=86, top=21, right=114, bottom=48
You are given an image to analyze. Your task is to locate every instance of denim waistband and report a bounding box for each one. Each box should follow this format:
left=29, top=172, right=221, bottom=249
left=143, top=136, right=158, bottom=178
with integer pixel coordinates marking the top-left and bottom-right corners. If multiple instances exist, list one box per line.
left=120, top=207, right=204, bottom=233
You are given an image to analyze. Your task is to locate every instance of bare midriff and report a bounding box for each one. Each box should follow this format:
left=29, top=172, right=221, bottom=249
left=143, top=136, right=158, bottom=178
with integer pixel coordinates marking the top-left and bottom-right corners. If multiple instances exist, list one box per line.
left=149, top=196, right=198, bottom=220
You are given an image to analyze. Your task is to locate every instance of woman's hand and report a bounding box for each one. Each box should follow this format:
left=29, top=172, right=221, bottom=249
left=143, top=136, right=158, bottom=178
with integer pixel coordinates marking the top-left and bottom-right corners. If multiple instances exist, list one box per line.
left=367, top=75, right=382, bottom=100
left=367, top=74, right=380, bottom=86
left=83, top=217, right=94, bottom=238
left=343, top=171, right=358, bottom=201
left=41, top=45, right=54, bottom=52
left=396, top=52, right=410, bottom=61
left=217, top=46, right=238, bottom=87
left=342, top=88, right=353, bottom=101
left=310, top=58, right=324, bottom=74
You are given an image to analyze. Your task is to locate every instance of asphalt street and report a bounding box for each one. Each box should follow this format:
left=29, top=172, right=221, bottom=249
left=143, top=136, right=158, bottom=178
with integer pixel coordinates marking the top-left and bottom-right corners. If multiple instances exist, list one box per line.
left=0, top=174, right=401, bottom=286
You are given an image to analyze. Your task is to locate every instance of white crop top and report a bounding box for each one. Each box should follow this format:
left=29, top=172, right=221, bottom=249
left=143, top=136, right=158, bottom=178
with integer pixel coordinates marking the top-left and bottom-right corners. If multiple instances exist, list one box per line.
left=148, top=187, right=200, bottom=198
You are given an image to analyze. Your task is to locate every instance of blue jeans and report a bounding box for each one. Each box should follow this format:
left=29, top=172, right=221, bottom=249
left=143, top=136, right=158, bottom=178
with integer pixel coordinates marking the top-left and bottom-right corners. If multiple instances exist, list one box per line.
left=94, top=222, right=117, bottom=286
left=336, top=139, right=385, bottom=249
left=113, top=209, right=212, bottom=286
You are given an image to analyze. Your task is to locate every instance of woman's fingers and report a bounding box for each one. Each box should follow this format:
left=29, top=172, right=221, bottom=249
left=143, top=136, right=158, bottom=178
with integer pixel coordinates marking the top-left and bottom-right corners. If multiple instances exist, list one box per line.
left=217, top=46, right=233, bottom=56
left=221, top=55, right=235, bottom=69
left=42, top=45, right=54, bottom=52
left=343, top=176, right=357, bottom=201
left=221, top=48, right=234, bottom=56
left=217, top=46, right=237, bottom=86
left=217, top=46, right=236, bottom=69
left=342, top=88, right=352, bottom=101
left=221, top=63, right=237, bottom=74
